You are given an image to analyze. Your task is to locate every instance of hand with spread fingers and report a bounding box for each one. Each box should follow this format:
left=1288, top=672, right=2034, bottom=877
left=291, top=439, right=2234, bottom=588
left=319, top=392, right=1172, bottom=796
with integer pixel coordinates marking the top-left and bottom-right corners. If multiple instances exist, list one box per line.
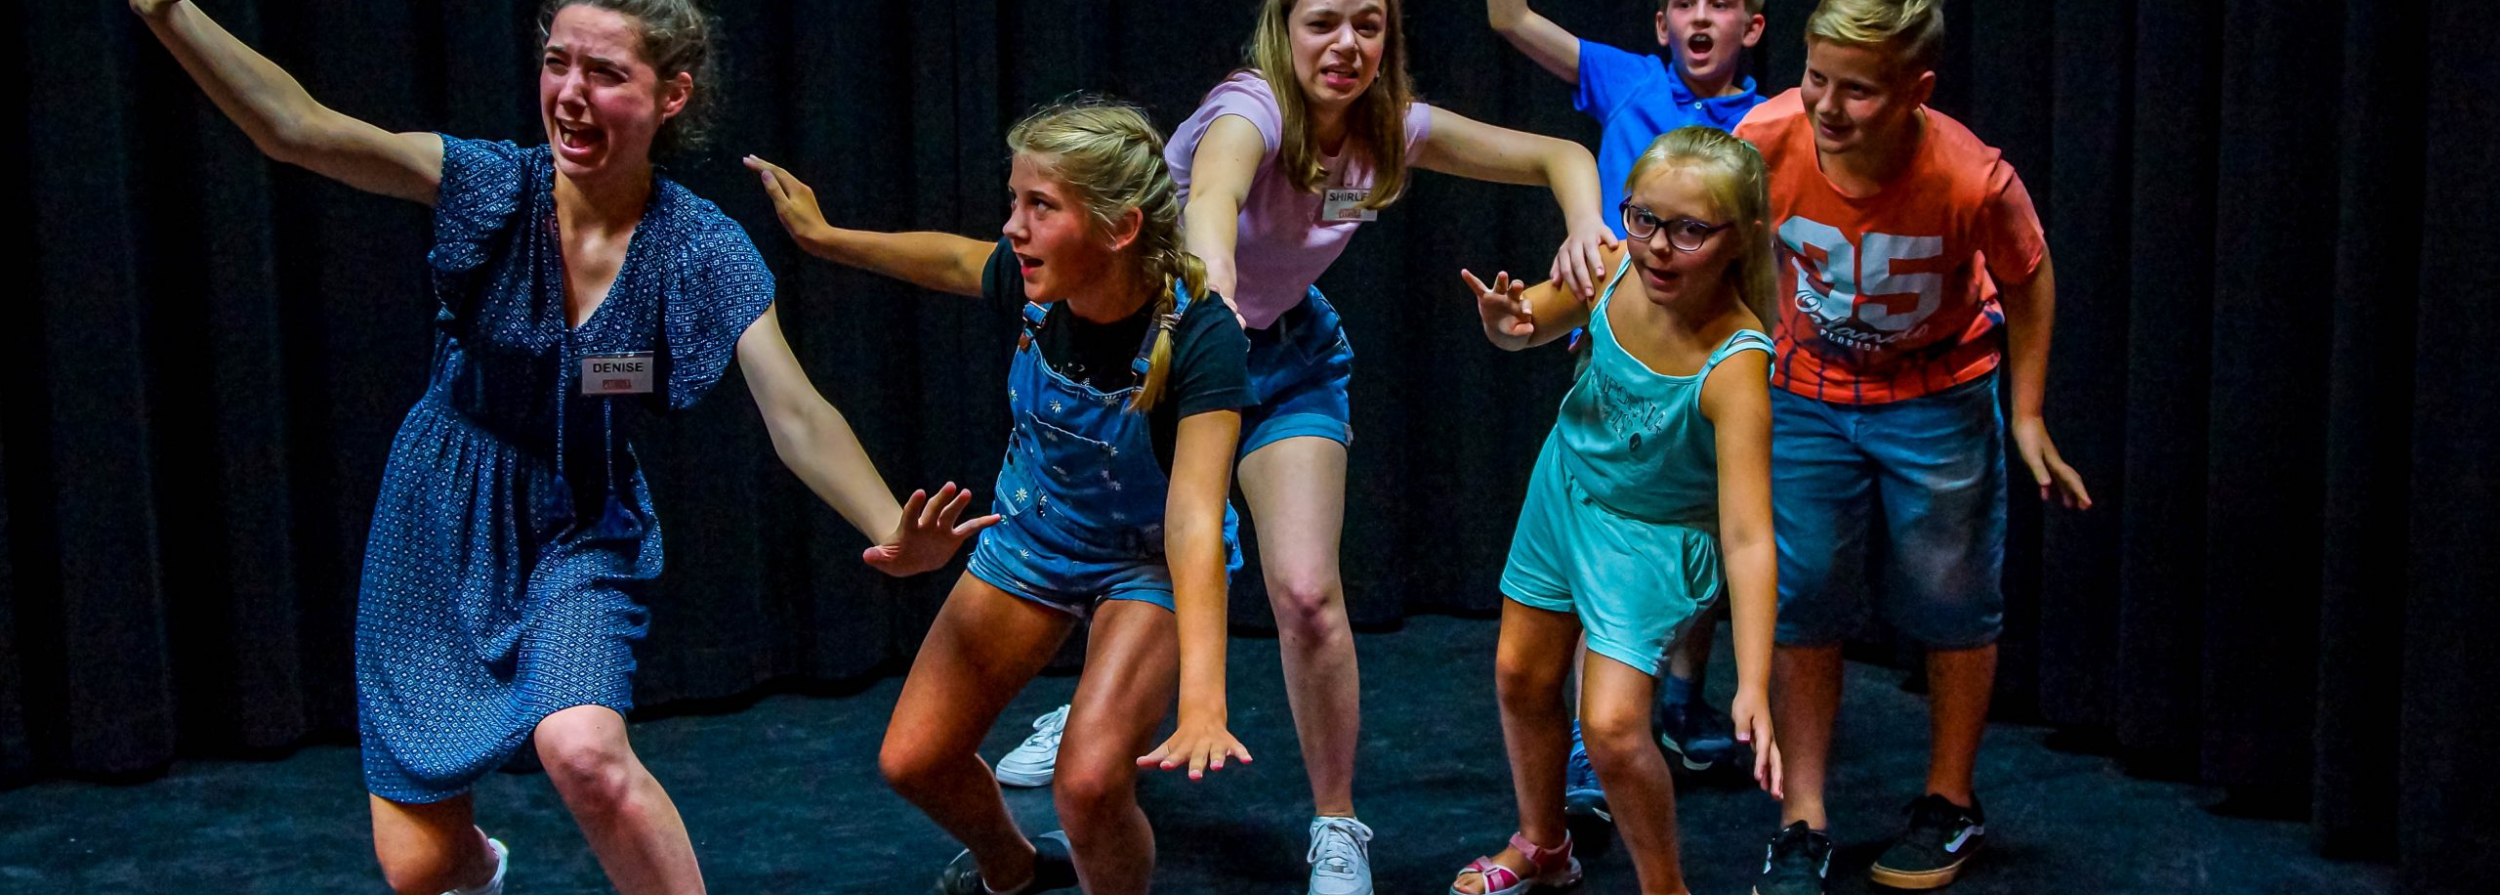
left=1464, top=269, right=1537, bottom=350
left=863, top=483, right=999, bottom=577
left=743, top=155, right=832, bottom=246
left=1137, top=713, right=1253, bottom=781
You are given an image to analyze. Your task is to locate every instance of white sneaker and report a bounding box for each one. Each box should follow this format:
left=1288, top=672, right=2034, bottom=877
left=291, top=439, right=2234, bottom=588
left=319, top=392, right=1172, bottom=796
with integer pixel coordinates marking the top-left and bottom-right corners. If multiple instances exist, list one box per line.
left=1306, top=816, right=1374, bottom=895
left=994, top=704, right=1070, bottom=788
left=448, top=837, right=507, bottom=895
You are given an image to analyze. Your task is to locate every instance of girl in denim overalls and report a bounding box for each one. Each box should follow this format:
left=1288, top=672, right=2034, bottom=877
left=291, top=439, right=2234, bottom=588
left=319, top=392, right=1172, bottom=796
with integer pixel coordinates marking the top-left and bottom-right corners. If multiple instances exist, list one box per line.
left=746, top=99, right=1250, bottom=895
left=1451, top=127, right=1786, bottom=895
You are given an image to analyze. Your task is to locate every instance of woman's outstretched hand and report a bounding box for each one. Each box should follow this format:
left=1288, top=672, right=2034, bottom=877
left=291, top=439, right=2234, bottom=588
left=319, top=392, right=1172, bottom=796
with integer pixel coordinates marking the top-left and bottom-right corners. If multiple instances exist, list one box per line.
left=863, top=483, right=999, bottom=577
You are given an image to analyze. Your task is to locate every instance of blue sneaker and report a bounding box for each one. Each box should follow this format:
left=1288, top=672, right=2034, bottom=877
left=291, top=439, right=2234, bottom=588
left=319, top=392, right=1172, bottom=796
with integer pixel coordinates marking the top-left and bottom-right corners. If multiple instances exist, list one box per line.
left=1655, top=675, right=1738, bottom=772
left=1562, top=722, right=1614, bottom=857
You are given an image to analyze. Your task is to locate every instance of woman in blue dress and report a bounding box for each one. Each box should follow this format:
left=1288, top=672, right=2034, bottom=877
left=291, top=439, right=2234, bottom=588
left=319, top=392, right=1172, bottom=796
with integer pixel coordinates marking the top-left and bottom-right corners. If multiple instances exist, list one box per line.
left=132, top=2, right=987, bottom=893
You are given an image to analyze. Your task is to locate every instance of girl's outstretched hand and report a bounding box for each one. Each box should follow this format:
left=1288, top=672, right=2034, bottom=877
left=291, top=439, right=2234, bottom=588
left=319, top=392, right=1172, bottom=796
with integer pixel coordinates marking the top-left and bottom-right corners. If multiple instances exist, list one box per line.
left=1137, top=715, right=1252, bottom=781
left=1463, top=269, right=1536, bottom=344
left=744, top=155, right=832, bottom=245
left=863, top=483, right=998, bottom=577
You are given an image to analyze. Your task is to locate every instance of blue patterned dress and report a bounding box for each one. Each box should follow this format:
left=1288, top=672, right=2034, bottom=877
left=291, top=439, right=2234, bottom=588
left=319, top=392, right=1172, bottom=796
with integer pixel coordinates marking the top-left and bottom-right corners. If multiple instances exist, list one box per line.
left=354, top=136, right=774, bottom=803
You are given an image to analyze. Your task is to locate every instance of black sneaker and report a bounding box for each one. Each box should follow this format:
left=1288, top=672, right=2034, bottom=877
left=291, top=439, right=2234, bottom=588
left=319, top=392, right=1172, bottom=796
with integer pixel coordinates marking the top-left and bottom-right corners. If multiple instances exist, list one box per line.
left=932, top=830, right=1079, bottom=894
left=1868, top=794, right=1986, bottom=889
left=1754, top=821, right=1833, bottom=895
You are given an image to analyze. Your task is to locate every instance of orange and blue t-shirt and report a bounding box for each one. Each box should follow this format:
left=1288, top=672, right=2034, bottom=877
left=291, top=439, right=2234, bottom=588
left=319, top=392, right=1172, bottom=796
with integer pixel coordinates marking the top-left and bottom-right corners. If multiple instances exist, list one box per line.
left=1735, top=89, right=2047, bottom=405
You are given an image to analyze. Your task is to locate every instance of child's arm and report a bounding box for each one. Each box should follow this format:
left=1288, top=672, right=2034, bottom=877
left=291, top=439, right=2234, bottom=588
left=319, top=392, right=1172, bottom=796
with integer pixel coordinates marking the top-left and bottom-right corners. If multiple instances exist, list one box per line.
left=1414, top=108, right=1616, bottom=299
left=1181, top=116, right=1266, bottom=323
left=744, top=156, right=991, bottom=297
left=1459, top=242, right=1622, bottom=350
left=1995, top=252, right=2092, bottom=510
left=1700, top=346, right=1783, bottom=798
left=1138, top=410, right=1253, bottom=779
left=735, top=305, right=997, bottom=576
left=134, top=0, right=444, bottom=204
left=1486, top=0, right=1583, bottom=84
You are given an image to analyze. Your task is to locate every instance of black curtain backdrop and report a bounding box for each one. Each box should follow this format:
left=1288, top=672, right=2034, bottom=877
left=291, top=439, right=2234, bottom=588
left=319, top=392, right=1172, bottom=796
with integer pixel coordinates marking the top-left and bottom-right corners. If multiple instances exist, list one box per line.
left=5, top=1, right=2492, bottom=890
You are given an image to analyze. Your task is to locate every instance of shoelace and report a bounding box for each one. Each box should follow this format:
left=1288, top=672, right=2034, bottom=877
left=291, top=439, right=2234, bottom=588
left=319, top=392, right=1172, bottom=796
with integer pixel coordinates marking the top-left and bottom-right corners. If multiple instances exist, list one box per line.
left=1306, top=818, right=1372, bottom=874
left=1903, top=796, right=1968, bottom=847
left=1024, top=706, right=1070, bottom=750
left=1765, top=825, right=1830, bottom=876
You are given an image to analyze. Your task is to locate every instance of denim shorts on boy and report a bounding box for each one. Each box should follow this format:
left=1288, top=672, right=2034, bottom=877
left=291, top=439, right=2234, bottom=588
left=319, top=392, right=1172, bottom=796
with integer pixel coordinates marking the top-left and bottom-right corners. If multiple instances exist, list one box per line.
left=1769, top=373, right=2007, bottom=649
left=1237, top=288, right=1356, bottom=459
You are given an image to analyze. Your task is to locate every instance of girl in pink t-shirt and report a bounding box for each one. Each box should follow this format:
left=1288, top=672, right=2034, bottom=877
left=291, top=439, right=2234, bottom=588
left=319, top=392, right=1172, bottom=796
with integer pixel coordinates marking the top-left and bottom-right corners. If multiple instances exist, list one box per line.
left=1007, top=2, right=1614, bottom=893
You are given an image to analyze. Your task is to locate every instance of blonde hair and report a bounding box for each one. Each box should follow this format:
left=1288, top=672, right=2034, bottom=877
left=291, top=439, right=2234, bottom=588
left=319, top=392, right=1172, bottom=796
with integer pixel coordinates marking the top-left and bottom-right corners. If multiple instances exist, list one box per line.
left=1005, top=97, right=1207, bottom=413
left=1623, top=127, right=1777, bottom=327
left=1242, top=0, right=1417, bottom=211
left=1805, top=0, right=1942, bottom=76
left=1657, top=0, right=1767, bottom=13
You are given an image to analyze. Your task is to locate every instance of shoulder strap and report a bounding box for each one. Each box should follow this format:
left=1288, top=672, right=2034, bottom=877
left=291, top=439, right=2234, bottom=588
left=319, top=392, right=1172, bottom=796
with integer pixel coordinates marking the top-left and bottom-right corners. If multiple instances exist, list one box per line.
left=1595, top=257, right=1635, bottom=309
left=1016, top=301, right=1049, bottom=350
left=1702, top=328, right=1776, bottom=377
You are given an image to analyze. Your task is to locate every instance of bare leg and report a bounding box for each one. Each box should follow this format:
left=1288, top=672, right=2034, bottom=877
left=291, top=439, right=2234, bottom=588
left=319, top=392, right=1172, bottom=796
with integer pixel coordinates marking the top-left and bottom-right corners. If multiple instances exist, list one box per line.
left=1237, top=436, right=1361, bottom=817
left=1053, top=601, right=1183, bottom=895
left=1772, top=644, right=1845, bottom=829
left=369, top=793, right=497, bottom=895
left=1664, top=604, right=1721, bottom=683
left=1455, top=600, right=1578, bottom=895
left=1582, top=653, right=1689, bottom=895
left=1923, top=644, right=1997, bottom=806
left=879, top=574, right=1077, bottom=891
left=531, top=705, right=706, bottom=894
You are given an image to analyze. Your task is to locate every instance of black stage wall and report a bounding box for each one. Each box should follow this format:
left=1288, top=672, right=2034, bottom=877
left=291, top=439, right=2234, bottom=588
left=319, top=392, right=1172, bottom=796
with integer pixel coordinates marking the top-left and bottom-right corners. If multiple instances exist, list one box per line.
left=3, top=1, right=2492, bottom=891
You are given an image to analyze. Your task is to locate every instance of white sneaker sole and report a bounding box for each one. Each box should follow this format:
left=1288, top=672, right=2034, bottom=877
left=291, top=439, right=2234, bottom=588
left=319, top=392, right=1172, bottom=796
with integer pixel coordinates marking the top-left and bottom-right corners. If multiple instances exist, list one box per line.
left=994, top=764, right=1053, bottom=788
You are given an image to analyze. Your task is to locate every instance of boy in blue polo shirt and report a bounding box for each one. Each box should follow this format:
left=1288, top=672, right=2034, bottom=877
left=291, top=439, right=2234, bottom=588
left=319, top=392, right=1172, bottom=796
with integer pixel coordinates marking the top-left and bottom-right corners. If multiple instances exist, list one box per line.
left=1488, top=0, right=1769, bottom=849
left=1490, top=0, right=1768, bottom=240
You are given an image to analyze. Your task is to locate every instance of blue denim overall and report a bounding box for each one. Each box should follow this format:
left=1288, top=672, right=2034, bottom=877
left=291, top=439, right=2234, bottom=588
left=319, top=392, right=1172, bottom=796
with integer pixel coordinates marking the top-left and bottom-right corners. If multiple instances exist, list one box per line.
left=963, top=286, right=1242, bottom=615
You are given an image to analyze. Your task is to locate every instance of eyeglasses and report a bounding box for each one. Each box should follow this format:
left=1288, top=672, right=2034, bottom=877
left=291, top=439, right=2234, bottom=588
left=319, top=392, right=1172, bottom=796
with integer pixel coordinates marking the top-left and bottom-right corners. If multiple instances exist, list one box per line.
left=1620, top=201, right=1733, bottom=252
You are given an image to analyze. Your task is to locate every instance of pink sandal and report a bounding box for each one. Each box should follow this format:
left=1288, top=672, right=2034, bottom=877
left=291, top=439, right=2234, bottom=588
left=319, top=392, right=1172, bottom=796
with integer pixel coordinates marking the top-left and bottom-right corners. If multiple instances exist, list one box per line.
left=1448, top=831, right=1582, bottom=895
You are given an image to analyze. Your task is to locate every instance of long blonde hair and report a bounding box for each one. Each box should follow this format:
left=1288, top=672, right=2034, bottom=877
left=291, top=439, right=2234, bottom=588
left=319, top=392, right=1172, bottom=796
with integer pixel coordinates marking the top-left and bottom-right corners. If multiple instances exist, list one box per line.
left=1624, top=127, right=1777, bottom=327
left=1005, top=97, right=1207, bottom=413
left=1242, top=0, right=1417, bottom=211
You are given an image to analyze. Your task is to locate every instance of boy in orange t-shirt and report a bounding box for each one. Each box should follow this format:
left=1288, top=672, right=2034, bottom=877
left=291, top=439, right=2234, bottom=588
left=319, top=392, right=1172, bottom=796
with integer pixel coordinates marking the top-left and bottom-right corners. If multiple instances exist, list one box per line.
left=1734, top=1, right=2092, bottom=892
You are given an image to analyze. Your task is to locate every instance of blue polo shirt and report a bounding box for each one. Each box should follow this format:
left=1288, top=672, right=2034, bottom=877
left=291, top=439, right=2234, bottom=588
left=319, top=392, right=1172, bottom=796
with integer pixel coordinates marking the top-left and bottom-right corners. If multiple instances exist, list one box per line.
left=1576, top=39, right=1767, bottom=237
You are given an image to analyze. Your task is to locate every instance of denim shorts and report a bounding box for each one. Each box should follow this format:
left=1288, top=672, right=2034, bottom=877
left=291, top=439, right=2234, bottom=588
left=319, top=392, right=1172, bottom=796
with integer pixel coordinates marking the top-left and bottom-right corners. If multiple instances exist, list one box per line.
left=1237, top=288, right=1355, bottom=459
left=1770, top=373, right=2007, bottom=649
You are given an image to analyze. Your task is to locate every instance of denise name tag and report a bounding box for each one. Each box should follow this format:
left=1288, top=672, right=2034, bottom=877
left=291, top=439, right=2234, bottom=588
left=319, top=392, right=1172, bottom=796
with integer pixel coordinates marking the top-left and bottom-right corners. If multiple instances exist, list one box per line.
left=1321, top=188, right=1377, bottom=222
left=581, top=352, right=655, bottom=396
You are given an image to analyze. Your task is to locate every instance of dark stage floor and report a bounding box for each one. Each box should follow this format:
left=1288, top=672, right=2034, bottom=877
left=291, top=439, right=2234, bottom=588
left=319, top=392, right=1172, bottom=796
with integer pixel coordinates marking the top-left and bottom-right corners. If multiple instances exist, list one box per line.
left=0, top=615, right=2396, bottom=893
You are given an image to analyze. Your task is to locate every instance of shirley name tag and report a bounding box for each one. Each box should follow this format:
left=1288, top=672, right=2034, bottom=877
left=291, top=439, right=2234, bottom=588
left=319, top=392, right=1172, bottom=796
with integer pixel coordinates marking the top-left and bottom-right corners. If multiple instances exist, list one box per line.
left=581, top=352, right=655, bottom=396
left=1321, top=188, right=1377, bottom=222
